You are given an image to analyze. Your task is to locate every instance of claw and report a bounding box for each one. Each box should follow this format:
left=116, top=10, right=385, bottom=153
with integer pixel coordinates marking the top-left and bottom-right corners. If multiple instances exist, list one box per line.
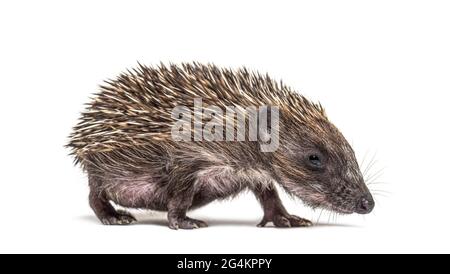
left=257, top=219, right=268, bottom=227
left=100, top=214, right=136, bottom=225
left=168, top=217, right=208, bottom=230
left=257, top=214, right=312, bottom=228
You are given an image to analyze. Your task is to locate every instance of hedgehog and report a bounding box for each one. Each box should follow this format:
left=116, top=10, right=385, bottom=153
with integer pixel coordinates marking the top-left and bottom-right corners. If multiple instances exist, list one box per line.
left=67, top=62, right=374, bottom=229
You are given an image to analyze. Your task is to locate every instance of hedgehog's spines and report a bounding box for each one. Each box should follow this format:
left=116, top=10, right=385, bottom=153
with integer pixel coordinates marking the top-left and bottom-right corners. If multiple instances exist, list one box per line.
left=67, top=62, right=327, bottom=167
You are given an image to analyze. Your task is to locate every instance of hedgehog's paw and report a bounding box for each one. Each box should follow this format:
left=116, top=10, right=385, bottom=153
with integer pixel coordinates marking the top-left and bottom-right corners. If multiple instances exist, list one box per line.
left=258, top=214, right=312, bottom=228
left=283, top=215, right=312, bottom=227
left=168, top=217, right=208, bottom=230
left=100, top=214, right=137, bottom=225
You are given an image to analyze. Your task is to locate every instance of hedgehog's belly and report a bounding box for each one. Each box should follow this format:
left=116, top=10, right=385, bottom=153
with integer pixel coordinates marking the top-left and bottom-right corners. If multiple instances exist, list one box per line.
left=103, top=175, right=169, bottom=211
left=190, top=166, right=248, bottom=209
left=101, top=166, right=263, bottom=211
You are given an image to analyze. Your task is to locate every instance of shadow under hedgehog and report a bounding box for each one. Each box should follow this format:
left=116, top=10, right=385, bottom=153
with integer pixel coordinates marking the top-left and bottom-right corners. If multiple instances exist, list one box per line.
left=67, top=63, right=374, bottom=229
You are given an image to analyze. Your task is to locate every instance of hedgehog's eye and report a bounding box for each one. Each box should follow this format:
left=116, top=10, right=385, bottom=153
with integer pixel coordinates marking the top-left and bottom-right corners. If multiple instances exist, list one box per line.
left=308, top=154, right=322, bottom=167
left=309, top=154, right=321, bottom=165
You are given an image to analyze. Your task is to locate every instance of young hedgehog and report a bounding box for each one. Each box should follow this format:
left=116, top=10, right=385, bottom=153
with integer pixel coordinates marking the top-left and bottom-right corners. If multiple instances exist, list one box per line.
left=67, top=63, right=374, bottom=229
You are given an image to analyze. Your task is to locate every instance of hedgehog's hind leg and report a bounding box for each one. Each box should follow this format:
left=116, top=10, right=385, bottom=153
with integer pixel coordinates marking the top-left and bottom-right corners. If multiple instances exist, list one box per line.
left=88, top=173, right=136, bottom=225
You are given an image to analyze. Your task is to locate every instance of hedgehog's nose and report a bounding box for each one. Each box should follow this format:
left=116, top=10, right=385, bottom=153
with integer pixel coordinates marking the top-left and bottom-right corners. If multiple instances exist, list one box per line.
left=355, top=194, right=375, bottom=214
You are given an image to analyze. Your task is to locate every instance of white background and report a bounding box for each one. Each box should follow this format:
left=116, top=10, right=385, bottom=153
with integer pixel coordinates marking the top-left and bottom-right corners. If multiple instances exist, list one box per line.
left=0, top=0, right=449, bottom=254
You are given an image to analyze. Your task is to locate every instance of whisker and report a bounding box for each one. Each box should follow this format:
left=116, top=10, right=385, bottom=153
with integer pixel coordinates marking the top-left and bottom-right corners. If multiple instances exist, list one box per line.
left=363, top=151, right=378, bottom=178
left=371, top=192, right=389, bottom=198
left=367, top=181, right=390, bottom=186
left=359, top=149, right=370, bottom=171
left=316, top=208, right=324, bottom=225
left=365, top=166, right=386, bottom=184
left=363, top=160, right=377, bottom=179
left=370, top=189, right=392, bottom=194
left=366, top=173, right=385, bottom=186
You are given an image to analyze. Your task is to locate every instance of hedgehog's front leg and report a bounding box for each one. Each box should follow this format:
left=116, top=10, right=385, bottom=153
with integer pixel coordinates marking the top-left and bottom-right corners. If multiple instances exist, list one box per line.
left=167, top=193, right=208, bottom=230
left=254, top=186, right=312, bottom=228
left=88, top=174, right=136, bottom=225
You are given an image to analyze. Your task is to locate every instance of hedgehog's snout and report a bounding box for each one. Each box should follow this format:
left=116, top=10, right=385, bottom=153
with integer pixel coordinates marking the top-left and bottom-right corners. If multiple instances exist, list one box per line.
left=324, top=166, right=375, bottom=214
left=346, top=176, right=375, bottom=214
left=355, top=193, right=375, bottom=214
